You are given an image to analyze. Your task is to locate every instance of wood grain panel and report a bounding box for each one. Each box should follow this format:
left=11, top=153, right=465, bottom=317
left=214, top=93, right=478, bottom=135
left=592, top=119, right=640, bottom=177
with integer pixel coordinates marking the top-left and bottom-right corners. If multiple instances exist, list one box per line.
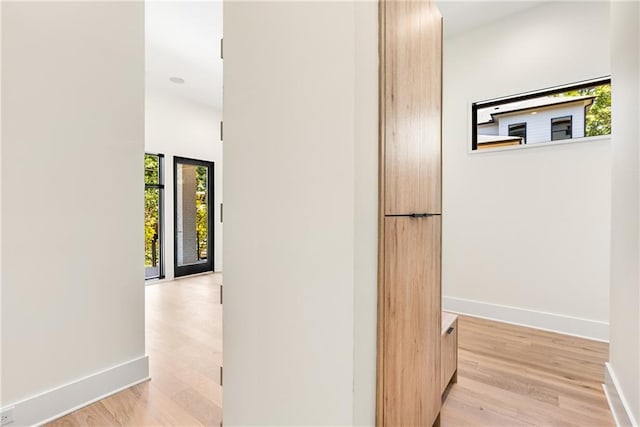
left=378, top=1, right=443, bottom=424
left=441, top=316, right=457, bottom=393
left=383, top=0, right=442, bottom=215
left=383, top=216, right=441, bottom=426
left=376, top=1, right=388, bottom=422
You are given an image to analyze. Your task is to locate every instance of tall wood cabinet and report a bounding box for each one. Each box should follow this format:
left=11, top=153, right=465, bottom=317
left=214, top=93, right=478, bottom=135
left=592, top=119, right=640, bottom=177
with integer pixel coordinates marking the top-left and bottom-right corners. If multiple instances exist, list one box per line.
left=382, top=217, right=441, bottom=425
left=377, top=0, right=443, bottom=426
left=383, top=0, right=442, bottom=215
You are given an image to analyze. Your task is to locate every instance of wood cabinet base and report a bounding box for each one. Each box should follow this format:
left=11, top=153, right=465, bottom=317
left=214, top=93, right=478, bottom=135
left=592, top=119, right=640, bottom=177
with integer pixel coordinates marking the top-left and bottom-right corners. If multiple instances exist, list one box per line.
left=441, top=312, right=458, bottom=397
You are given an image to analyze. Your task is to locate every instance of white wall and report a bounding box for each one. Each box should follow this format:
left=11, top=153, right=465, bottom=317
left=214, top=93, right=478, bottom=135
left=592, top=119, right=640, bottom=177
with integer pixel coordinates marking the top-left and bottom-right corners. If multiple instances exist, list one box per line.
left=353, top=2, right=379, bottom=424
left=442, top=1, right=612, bottom=340
left=1, top=1, right=147, bottom=423
left=145, top=89, right=223, bottom=276
left=608, top=0, right=640, bottom=424
left=223, top=1, right=378, bottom=425
left=0, top=1, right=4, bottom=410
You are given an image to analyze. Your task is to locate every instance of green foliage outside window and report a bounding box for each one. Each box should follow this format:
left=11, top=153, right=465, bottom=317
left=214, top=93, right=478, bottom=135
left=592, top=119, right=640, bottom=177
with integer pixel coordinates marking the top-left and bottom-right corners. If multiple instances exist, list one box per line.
left=195, top=166, right=208, bottom=260
left=144, top=156, right=209, bottom=267
left=145, top=155, right=160, bottom=267
left=556, top=84, right=611, bottom=137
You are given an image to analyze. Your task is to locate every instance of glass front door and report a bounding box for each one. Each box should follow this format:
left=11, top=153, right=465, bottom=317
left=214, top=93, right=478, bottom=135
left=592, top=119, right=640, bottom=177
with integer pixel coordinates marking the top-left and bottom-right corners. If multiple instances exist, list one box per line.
left=174, top=157, right=214, bottom=277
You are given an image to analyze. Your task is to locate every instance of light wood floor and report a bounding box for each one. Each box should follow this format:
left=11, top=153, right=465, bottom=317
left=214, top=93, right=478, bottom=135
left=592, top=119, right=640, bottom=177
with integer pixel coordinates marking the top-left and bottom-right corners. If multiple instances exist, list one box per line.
left=48, top=274, right=223, bottom=426
left=441, top=315, right=613, bottom=426
left=49, top=274, right=612, bottom=426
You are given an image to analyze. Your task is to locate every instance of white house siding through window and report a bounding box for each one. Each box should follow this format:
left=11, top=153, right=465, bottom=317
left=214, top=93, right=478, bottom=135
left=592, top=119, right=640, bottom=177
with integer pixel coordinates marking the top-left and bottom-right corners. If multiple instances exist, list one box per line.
left=477, top=95, right=594, bottom=147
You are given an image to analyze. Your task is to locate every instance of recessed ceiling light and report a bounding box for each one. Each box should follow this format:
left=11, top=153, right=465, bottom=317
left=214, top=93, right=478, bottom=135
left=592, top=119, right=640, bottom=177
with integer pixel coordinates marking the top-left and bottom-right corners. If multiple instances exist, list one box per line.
left=531, top=111, right=537, bottom=115
left=169, top=77, right=185, bottom=84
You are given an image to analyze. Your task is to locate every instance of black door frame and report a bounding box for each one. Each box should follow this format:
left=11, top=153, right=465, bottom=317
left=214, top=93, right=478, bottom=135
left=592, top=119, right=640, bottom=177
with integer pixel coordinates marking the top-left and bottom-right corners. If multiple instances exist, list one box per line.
left=145, top=153, right=165, bottom=280
left=173, top=156, right=215, bottom=277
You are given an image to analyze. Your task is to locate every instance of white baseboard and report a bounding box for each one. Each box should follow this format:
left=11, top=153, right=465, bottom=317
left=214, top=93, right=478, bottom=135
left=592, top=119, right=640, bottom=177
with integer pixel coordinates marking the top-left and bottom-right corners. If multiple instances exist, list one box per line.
left=604, top=362, right=638, bottom=427
left=1, top=355, right=149, bottom=426
left=443, top=296, right=609, bottom=342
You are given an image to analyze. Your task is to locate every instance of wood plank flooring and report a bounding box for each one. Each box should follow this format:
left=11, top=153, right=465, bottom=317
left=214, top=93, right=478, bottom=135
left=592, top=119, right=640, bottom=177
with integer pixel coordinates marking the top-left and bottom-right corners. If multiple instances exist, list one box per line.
left=49, top=274, right=613, bottom=426
left=47, top=274, right=223, bottom=427
left=441, top=315, right=613, bottom=427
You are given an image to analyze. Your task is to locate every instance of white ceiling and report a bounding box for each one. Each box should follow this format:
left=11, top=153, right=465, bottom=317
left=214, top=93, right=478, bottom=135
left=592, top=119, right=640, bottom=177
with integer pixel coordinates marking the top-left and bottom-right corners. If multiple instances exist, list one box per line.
left=436, top=1, right=546, bottom=38
left=145, top=1, right=544, bottom=108
left=145, top=1, right=223, bottom=109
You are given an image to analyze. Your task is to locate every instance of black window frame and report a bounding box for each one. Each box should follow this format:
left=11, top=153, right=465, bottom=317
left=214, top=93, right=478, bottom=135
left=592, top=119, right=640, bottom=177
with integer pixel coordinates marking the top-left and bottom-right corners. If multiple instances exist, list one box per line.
left=173, top=156, right=215, bottom=278
left=145, top=153, right=165, bottom=280
left=471, top=77, right=611, bottom=150
left=551, top=115, right=573, bottom=141
left=508, top=122, right=527, bottom=144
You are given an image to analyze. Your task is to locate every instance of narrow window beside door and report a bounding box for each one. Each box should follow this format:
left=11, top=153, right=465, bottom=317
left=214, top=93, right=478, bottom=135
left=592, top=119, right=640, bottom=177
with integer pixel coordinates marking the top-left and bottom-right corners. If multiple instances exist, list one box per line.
left=145, top=153, right=165, bottom=280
